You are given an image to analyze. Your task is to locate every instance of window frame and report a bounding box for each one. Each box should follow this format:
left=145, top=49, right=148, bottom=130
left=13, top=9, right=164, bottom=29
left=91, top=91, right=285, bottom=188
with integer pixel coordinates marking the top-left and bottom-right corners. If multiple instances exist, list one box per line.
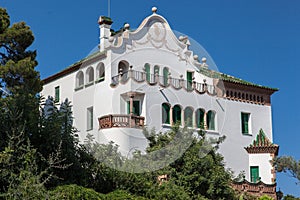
left=87, top=106, right=93, bottom=131
left=241, top=112, right=251, bottom=135
left=162, top=103, right=171, bottom=125
left=54, top=86, right=60, bottom=103
left=207, top=110, right=216, bottom=131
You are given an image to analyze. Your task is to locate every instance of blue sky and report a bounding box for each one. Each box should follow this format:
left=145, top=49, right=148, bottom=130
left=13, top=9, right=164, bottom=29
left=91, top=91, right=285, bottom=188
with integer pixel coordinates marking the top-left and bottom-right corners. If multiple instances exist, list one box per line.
left=2, top=0, right=300, bottom=197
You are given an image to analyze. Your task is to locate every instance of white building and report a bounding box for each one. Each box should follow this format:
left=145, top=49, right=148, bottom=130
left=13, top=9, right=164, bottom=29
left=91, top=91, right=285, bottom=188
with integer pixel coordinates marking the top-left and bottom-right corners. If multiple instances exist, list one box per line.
left=42, top=7, right=279, bottom=197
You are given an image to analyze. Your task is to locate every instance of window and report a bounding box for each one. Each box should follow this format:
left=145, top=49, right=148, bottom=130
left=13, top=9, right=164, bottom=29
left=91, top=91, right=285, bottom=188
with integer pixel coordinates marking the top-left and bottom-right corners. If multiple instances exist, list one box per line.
left=196, top=109, right=205, bottom=128
left=162, top=103, right=170, bottom=124
left=241, top=112, right=250, bottom=134
left=184, top=107, right=193, bottom=127
left=54, top=86, right=60, bottom=102
left=96, top=62, right=105, bottom=82
left=127, top=101, right=140, bottom=116
left=86, top=67, right=94, bottom=84
left=87, top=107, right=93, bottom=131
left=144, top=63, right=150, bottom=82
left=76, top=71, right=84, bottom=88
left=163, top=67, right=169, bottom=86
left=186, top=71, right=193, bottom=91
left=118, top=61, right=129, bottom=81
left=172, top=105, right=182, bottom=124
left=207, top=110, right=216, bottom=130
left=154, top=65, right=160, bottom=75
left=250, top=166, right=259, bottom=183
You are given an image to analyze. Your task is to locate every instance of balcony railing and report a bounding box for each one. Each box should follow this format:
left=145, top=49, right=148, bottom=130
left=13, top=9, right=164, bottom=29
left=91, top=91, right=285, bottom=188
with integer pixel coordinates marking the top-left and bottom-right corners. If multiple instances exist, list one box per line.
left=110, top=68, right=216, bottom=96
left=98, top=114, right=145, bottom=129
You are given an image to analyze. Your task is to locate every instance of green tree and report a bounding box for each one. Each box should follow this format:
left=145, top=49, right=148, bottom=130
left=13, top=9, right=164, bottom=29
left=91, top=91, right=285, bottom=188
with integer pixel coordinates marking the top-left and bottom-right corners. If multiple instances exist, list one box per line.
left=0, top=7, right=42, bottom=151
left=284, top=194, right=300, bottom=200
left=273, top=156, right=300, bottom=184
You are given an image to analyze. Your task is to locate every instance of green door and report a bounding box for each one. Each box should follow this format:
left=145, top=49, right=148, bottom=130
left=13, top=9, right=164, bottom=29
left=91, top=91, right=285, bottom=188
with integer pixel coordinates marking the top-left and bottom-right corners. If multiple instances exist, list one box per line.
left=127, top=101, right=140, bottom=116
left=186, top=71, right=193, bottom=90
left=250, top=166, right=259, bottom=183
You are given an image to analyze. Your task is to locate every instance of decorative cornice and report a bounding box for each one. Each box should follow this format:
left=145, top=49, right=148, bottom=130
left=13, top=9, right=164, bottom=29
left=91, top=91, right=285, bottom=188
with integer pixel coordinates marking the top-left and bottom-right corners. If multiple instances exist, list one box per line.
left=245, top=129, right=279, bottom=155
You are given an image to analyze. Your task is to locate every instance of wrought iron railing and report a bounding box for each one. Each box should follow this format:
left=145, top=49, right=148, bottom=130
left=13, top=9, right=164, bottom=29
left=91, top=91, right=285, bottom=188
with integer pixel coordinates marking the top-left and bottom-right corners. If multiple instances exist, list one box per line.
left=111, top=68, right=216, bottom=95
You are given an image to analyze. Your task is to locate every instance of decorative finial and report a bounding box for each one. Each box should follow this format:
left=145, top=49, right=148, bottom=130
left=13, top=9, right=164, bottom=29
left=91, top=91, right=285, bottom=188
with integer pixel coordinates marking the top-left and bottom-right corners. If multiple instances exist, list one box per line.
left=202, top=57, right=207, bottom=63
left=124, top=23, right=130, bottom=30
left=152, top=7, right=157, bottom=13
left=108, top=36, right=114, bottom=43
left=193, top=55, right=199, bottom=60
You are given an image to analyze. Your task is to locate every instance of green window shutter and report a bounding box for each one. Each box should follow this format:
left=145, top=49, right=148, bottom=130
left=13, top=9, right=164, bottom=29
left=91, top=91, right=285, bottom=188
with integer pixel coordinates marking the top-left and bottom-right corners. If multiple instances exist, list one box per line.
left=241, top=113, right=249, bottom=134
left=162, top=103, right=170, bottom=124
left=133, top=101, right=140, bottom=116
left=250, top=166, right=259, bottom=183
left=184, top=108, right=193, bottom=127
left=186, top=71, right=193, bottom=90
left=127, top=101, right=130, bottom=114
left=173, top=105, right=181, bottom=124
left=55, top=86, right=60, bottom=102
left=207, top=111, right=215, bottom=130
left=196, top=109, right=205, bottom=128
left=145, top=64, right=150, bottom=82
left=163, top=68, right=169, bottom=86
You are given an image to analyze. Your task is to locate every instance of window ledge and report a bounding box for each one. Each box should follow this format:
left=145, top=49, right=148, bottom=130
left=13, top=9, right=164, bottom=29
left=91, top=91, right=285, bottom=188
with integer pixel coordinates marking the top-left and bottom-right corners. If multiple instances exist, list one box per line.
left=162, top=123, right=171, bottom=128
left=85, top=81, right=94, bottom=88
left=75, top=85, right=84, bottom=91
left=87, top=128, right=93, bottom=132
left=206, top=130, right=219, bottom=135
left=95, top=77, right=105, bottom=83
left=242, top=133, right=253, bottom=136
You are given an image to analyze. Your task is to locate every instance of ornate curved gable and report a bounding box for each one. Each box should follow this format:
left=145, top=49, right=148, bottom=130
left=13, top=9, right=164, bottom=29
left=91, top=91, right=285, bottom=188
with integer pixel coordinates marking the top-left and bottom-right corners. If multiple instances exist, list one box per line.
left=245, top=129, right=279, bottom=155
left=109, top=10, right=191, bottom=57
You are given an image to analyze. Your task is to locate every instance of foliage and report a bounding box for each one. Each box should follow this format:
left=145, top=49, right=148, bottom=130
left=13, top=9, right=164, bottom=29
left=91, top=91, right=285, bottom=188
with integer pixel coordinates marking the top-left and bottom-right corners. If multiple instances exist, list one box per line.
left=273, top=156, right=300, bottom=184
left=284, top=194, right=300, bottom=200
left=50, top=184, right=104, bottom=200
left=258, top=195, right=274, bottom=200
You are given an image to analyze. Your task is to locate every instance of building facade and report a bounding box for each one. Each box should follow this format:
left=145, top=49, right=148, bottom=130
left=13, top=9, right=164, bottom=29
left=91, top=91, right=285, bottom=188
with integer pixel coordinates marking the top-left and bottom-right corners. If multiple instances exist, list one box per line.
left=42, top=7, right=279, bottom=197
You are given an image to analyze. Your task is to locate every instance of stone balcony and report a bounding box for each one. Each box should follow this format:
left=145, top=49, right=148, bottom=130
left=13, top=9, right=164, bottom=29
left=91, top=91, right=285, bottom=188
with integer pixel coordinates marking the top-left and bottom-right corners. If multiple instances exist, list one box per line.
left=98, top=114, right=145, bottom=129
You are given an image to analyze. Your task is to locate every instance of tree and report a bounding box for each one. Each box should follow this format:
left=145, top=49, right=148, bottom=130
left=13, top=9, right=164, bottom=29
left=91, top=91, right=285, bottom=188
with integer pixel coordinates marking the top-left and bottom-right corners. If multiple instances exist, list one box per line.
left=273, top=156, right=300, bottom=184
left=0, top=7, right=42, bottom=151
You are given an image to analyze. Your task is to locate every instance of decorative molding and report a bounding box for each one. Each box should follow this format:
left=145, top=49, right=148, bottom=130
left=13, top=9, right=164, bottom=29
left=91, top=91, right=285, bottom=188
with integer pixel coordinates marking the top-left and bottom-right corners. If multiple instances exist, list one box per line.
left=232, top=180, right=277, bottom=199
left=245, top=129, right=279, bottom=155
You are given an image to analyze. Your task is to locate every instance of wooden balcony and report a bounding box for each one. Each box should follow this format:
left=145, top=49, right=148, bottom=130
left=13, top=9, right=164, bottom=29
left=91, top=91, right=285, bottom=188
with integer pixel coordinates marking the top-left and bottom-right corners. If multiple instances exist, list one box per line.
left=98, top=114, right=145, bottom=129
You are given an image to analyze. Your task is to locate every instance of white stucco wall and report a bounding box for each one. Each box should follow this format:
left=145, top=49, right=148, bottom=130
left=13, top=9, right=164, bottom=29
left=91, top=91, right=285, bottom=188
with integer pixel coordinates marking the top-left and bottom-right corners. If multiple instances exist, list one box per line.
left=41, top=11, right=276, bottom=184
left=249, top=153, right=273, bottom=184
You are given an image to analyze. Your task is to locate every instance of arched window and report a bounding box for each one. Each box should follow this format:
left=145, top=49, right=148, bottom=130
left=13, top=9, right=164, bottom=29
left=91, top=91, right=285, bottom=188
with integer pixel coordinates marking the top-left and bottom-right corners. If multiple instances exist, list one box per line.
left=163, top=67, right=169, bottom=86
left=76, top=71, right=84, bottom=88
left=207, top=110, right=216, bottom=130
left=144, top=63, right=150, bottom=82
left=118, top=61, right=129, bottom=74
left=118, top=61, right=129, bottom=80
left=196, top=108, right=205, bottom=128
left=154, top=65, right=160, bottom=75
left=184, top=107, right=193, bottom=127
left=86, top=67, right=94, bottom=83
left=96, top=62, right=105, bottom=82
left=162, top=103, right=170, bottom=124
left=172, top=105, right=182, bottom=125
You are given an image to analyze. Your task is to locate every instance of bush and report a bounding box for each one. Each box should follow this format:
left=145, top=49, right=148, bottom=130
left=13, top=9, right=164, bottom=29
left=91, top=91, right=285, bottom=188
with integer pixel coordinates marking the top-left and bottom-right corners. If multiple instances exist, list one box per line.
left=50, top=184, right=105, bottom=200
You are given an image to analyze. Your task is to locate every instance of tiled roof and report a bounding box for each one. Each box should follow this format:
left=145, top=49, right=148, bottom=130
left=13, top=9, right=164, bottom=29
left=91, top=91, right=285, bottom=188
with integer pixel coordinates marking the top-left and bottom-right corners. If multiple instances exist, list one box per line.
left=199, top=68, right=278, bottom=91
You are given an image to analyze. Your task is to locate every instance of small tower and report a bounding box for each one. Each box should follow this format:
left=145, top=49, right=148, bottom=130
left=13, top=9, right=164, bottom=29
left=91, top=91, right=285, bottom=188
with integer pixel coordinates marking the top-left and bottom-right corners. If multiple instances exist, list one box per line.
left=98, top=16, right=113, bottom=51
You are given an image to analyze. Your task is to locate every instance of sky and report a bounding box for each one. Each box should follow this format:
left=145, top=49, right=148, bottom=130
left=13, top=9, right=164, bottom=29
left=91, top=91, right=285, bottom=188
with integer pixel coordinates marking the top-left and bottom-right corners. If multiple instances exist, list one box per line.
left=2, top=0, right=300, bottom=197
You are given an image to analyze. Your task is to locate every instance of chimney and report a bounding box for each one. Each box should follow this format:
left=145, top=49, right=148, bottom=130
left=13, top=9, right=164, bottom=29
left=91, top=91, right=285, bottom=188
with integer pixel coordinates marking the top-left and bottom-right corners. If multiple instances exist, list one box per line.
left=98, top=16, right=113, bottom=51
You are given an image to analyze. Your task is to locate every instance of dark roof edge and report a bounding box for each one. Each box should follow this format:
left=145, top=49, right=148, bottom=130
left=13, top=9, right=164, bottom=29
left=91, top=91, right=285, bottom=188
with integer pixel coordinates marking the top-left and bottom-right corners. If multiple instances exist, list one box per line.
left=43, top=51, right=107, bottom=84
left=199, top=68, right=279, bottom=92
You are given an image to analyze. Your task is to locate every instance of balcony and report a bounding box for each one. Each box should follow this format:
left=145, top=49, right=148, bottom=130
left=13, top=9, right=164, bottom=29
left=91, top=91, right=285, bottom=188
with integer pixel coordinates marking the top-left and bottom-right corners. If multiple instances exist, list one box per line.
left=98, top=114, right=145, bottom=129
left=110, top=67, right=216, bottom=95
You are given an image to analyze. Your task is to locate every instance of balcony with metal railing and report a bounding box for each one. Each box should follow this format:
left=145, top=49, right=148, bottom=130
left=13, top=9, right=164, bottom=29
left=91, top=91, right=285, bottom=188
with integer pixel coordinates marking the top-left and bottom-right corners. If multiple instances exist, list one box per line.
left=110, top=66, right=216, bottom=95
